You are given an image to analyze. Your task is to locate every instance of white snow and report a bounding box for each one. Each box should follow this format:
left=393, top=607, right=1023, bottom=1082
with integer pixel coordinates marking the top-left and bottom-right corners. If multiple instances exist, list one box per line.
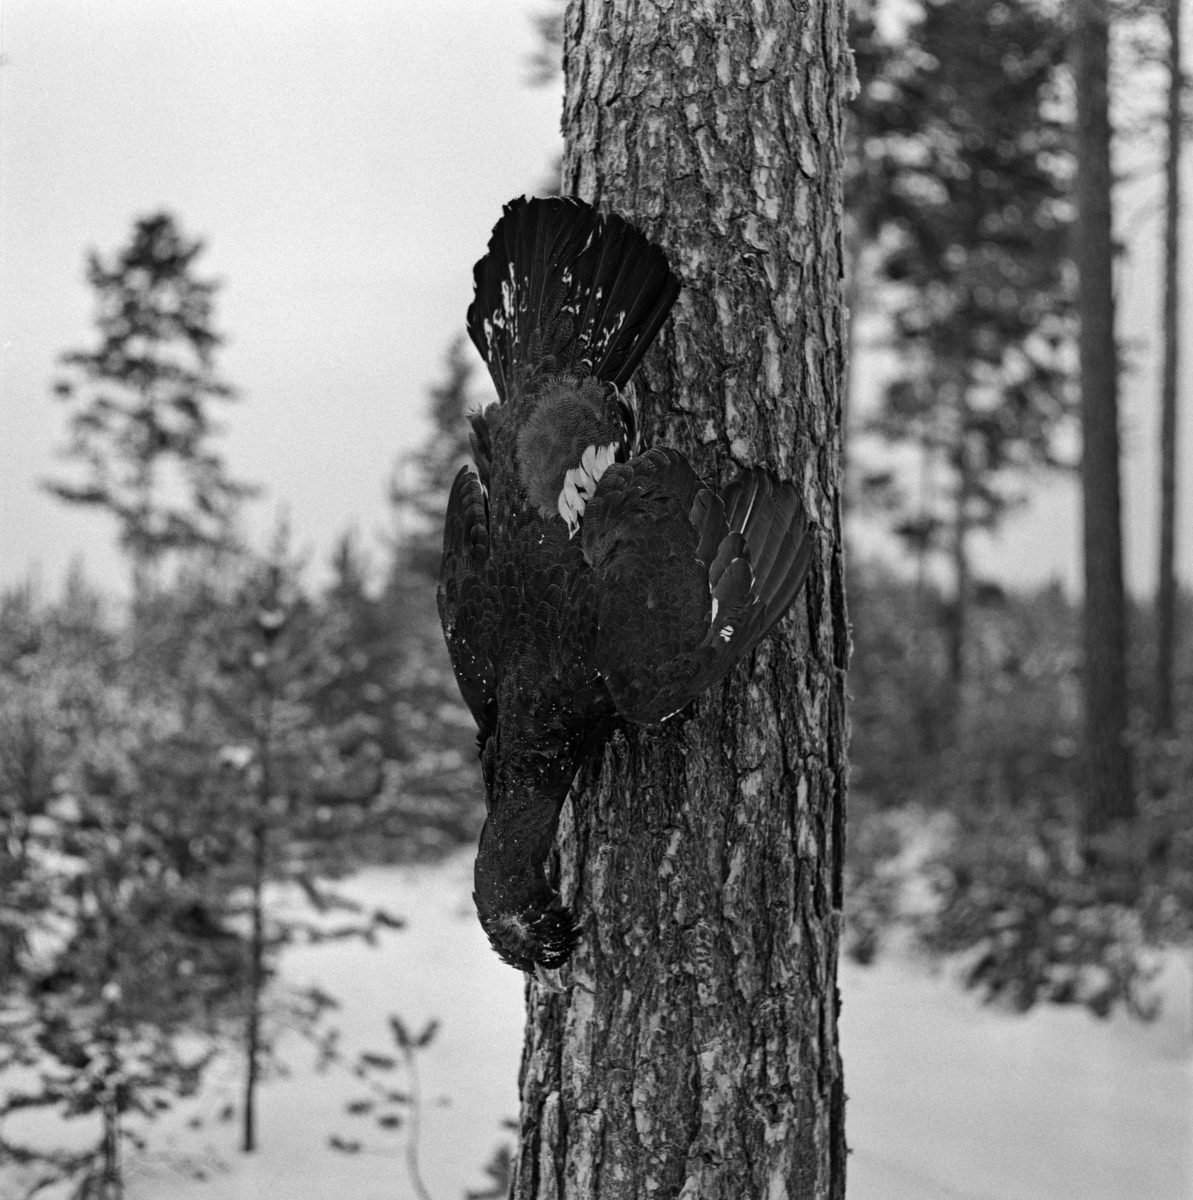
left=840, top=948, right=1192, bottom=1200
left=129, top=855, right=527, bottom=1200
left=7, top=852, right=1188, bottom=1199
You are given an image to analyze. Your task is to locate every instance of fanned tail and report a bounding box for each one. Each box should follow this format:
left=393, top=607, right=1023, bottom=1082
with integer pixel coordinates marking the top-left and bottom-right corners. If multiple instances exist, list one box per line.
left=467, top=196, right=681, bottom=402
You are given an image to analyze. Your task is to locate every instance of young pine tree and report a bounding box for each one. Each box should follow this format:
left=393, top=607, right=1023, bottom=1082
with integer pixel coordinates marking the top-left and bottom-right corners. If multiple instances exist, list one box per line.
left=46, top=213, right=255, bottom=601
left=0, top=577, right=244, bottom=1200
left=509, top=2, right=852, bottom=1195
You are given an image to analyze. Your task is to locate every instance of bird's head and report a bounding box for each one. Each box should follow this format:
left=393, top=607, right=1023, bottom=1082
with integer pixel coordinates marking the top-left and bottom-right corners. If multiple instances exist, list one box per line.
left=473, top=802, right=580, bottom=972
left=474, top=889, right=580, bottom=972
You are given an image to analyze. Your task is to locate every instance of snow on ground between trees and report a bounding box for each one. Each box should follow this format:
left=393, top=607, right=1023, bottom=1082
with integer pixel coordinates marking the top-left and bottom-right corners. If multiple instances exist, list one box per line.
left=80, top=852, right=1193, bottom=1200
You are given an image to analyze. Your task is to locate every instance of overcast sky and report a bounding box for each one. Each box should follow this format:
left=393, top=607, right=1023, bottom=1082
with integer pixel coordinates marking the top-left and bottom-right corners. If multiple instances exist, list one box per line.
left=1, top=0, right=560, bottom=595
left=1, top=0, right=1190, bottom=601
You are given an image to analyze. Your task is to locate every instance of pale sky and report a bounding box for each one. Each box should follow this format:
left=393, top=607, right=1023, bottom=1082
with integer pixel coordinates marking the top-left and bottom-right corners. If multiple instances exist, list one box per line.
left=1, top=0, right=561, bottom=594
left=1, top=0, right=1190, bottom=601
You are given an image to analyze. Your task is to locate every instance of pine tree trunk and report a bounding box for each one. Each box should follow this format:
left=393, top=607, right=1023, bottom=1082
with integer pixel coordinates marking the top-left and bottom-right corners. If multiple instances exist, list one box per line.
left=1073, top=0, right=1133, bottom=830
left=1154, top=0, right=1183, bottom=735
left=841, top=219, right=863, bottom=499
left=511, top=3, right=852, bottom=1197
left=242, top=686, right=273, bottom=1153
left=241, top=824, right=266, bottom=1154
left=99, top=1025, right=123, bottom=1200
left=948, top=477, right=969, bottom=688
left=948, top=375, right=972, bottom=688
left=100, top=1103, right=122, bottom=1200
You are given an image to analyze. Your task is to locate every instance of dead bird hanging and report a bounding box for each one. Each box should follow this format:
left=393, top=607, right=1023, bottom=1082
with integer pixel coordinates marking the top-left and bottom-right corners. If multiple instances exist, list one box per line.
left=438, top=196, right=813, bottom=972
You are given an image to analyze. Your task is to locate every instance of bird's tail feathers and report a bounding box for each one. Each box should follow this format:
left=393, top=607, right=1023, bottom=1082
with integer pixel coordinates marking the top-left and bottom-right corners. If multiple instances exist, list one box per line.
left=467, top=196, right=681, bottom=402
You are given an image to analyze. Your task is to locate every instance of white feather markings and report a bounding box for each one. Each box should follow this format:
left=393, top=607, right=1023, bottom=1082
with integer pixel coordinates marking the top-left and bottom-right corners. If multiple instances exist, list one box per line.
left=558, top=441, right=619, bottom=536
left=737, top=484, right=759, bottom=533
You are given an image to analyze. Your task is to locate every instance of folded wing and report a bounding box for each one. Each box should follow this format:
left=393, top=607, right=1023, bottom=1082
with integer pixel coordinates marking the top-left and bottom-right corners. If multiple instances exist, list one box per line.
left=438, top=465, right=499, bottom=743
left=583, top=451, right=813, bottom=724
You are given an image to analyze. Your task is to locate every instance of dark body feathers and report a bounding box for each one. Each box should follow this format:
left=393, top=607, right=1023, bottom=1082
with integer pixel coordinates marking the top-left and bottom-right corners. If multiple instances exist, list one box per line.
left=439, top=197, right=812, bottom=971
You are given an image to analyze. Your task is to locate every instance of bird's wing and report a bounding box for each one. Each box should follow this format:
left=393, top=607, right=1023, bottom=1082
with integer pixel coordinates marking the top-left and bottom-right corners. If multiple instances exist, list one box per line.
left=437, top=465, right=499, bottom=743
left=584, top=456, right=813, bottom=724
left=467, top=196, right=681, bottom=403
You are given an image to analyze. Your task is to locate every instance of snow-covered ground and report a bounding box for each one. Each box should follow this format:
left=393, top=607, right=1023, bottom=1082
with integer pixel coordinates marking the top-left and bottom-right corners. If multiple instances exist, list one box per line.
left=131, top=856, right=527, bottom=1200
left=842, top=948, right=1191, bottom=1200
left=12, top=852, right=1190, bottom=1200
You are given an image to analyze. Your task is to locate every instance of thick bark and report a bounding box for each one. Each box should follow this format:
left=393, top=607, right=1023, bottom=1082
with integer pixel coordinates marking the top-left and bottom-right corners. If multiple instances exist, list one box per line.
left=841, top=220, right=863, bottom=498
left=1073, top=0, right=1133, bottom=829
left=1154, top=0, right=1183, bottom=735
left=512, top=3, right=851, bottom=1198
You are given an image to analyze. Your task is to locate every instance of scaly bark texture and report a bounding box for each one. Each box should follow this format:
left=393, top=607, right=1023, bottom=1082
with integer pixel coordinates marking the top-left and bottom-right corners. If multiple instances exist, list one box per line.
left=1073, top=0, right=1132, bottom=829
left=512, top=3, right=851, bottom=1198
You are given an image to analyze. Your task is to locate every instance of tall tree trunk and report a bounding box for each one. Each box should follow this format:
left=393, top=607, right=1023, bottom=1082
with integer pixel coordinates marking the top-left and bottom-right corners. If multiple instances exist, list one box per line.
left=842, top=218, right=864, bottom=503
left=948, top=374, right=972, bottom=688
left=1073, top=0, right=1133, bottom=831
left=242, top=685, right=273, bottom=1153
left=99, top=1020, right=123, bottom=1200
left=100, top=1099, right=121, bottom=1200
left=241, top=822, right=266, bottom=1154
left=512, top=3, right=852, bottom=1198
left=948, top=472, right=970, bottom=688
left=1154, top=0, right=1183, bottom=735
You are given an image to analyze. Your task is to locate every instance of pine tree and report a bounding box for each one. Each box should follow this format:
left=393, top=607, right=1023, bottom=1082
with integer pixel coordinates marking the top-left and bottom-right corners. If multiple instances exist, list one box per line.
left=194, top=545, right=401, bottom=1154
left=0, top=578, right=243, bottom=1200
left=510, top=2, right=851, bottom=1195
left=1154, top=0, right=1184, bottom=734
left=1073, top=0, right=1133, bottom=830
left=389, top=336, right=477, bottom=583
left=46, top=213, right=255, bottom=600
left=385, top=340, right=488, bottom=848
left=852, top=0, right=1073, bottom=684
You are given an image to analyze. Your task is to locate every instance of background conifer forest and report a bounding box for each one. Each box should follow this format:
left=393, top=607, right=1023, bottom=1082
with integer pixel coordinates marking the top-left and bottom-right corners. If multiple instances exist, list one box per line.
left=2, top=1, right=1191, bottom=1198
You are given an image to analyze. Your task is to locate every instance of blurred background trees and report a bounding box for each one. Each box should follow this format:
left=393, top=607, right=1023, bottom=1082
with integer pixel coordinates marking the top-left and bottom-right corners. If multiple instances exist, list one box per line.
left=1154, top=0, right=1185, bottom=735
left=850, top=0, right=1074, bottom=686
left=44, top=214, right=256, bottom=604
left=2, top=0, right=1191, bottom=1193
left=844, top=0, right=1191, bottom=1020
left=2, top=215, right=480, bottom=1197
left=1074, top=0, right=1134, bottom=832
